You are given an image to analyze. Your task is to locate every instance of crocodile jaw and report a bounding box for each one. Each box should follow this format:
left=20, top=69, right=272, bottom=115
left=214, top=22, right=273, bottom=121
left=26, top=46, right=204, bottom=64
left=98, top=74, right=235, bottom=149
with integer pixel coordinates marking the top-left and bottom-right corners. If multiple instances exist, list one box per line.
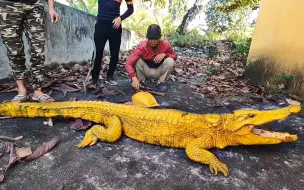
left=233, top=123, right=298, bottom=146
left=251, top=128, right=297, bottom=142
left=249, top=125, right=298, bottom=142
left=230, top=105, right=302, bottom=132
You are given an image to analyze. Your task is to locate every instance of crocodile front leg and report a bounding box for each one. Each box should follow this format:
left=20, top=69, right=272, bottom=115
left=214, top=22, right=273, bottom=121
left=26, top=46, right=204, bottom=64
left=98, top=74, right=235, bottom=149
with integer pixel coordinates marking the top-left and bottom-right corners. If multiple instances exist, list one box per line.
left=185, top=136, right=229, bottom=177
left=78, top=115, right=123, bottom=148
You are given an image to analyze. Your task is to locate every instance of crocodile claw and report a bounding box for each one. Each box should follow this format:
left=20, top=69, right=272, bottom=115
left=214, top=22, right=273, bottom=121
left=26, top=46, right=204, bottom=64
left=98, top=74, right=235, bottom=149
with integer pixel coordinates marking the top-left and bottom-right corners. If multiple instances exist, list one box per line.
left=77, top=129, right=98, bottom=148
left=209, top=161, right=229, bottom=177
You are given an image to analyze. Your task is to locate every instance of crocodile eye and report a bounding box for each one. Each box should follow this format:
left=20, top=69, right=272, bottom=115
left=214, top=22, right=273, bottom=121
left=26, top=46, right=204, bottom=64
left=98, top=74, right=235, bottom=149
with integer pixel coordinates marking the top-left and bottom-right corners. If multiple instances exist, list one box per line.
left=248, top=113, right=255, bottom=118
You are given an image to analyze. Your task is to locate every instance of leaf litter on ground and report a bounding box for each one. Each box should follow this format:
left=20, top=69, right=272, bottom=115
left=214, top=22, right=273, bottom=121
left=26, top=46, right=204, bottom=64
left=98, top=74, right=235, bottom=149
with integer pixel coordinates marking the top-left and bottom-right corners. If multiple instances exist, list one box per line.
left=0, top=44, right=262, bottom=103
left=0, top=135, right=23, bottom=142
left=0, top=136, right=60, bottom=183
left=25, top=136, right=60, bottom=161
left=15, top=147, right=32, bottom=158
left=117, top=48, right=262, bottom=100
left=70, top=119, right=92, bottom=131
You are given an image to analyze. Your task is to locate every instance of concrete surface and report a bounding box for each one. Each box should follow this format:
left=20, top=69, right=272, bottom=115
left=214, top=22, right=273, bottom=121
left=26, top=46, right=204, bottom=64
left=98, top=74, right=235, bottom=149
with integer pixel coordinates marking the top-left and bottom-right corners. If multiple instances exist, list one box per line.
left=0, top=78, right=303, bottom=190
left=0, top=1, right=138, bottom=79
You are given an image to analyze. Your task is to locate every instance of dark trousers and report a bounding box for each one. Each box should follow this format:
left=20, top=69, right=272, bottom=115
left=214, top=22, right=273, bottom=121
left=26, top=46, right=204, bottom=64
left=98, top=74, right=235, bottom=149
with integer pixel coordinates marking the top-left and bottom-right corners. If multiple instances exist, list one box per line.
left=91, top=19, right=122, bottom=80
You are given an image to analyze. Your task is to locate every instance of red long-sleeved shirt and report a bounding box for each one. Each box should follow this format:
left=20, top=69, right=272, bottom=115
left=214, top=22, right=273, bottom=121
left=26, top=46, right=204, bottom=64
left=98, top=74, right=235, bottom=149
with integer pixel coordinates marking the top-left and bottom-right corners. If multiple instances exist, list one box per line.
left=125, top=40, right=177, bottom=79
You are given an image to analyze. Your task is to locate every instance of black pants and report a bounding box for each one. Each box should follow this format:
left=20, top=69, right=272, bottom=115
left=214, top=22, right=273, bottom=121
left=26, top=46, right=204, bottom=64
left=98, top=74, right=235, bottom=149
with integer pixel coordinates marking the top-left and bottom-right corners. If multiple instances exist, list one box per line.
left=91, top=19, right=122, bottom=80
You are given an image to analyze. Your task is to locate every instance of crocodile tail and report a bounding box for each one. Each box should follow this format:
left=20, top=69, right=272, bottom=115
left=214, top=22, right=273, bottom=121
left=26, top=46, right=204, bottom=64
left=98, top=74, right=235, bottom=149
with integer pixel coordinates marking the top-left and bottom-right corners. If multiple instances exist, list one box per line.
left=0, top=102, right=6, bottom=116
left=0, top=101, right=108, bottom=123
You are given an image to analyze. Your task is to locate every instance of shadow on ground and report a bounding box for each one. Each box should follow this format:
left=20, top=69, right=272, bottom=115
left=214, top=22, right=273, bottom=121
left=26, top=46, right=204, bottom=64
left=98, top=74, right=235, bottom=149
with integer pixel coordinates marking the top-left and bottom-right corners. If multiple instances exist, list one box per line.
left=0, top=79, right=303, bottom=190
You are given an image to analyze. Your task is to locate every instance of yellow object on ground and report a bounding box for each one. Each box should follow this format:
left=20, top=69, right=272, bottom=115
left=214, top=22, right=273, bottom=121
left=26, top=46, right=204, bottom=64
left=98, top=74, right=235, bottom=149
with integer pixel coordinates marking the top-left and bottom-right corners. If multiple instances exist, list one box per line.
left=131, top=91, right=159, bottom=107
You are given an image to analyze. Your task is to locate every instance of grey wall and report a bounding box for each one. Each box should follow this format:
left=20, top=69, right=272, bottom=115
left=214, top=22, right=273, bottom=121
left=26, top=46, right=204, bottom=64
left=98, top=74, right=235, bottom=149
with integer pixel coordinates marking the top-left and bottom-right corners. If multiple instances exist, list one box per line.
left=0, top=2, right=138, bottom=79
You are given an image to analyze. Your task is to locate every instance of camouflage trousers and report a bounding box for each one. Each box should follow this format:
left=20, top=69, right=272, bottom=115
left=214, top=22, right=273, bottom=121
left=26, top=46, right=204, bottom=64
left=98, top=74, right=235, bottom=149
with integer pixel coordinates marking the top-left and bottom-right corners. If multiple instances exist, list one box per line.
left=0, top=0, right=46, bottom=90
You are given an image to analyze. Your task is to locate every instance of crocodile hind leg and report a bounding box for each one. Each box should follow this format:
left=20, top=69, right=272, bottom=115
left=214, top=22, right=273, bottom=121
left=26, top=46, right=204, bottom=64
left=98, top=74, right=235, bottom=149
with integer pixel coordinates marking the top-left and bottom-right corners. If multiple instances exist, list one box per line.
left=185, top=136, right=229, bottom=177
left=77, top=115, right=122, bottom=148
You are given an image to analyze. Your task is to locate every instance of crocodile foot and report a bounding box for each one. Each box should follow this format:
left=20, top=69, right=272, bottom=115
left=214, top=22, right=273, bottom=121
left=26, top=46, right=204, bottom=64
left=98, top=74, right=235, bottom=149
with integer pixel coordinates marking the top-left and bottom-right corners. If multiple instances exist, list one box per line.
left=209, top=160, right=229, bottom=177
left=77, top=128, right=98, bottom=148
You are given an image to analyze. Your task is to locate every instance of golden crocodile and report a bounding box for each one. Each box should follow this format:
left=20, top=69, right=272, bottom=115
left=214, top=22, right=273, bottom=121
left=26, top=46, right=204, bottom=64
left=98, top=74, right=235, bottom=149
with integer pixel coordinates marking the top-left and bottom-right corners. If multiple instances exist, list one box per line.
left=0, top=92, right=301, bottom=177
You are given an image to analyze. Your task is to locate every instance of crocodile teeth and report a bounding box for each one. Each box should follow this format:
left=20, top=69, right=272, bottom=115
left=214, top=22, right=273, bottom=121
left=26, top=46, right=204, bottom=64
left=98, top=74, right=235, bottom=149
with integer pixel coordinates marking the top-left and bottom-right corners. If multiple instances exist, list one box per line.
left=252, top=128, right=297, bottom=141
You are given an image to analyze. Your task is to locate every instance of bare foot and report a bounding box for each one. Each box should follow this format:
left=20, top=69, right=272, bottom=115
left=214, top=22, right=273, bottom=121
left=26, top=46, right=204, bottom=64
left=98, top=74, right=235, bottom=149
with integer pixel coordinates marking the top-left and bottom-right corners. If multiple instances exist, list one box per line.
left=12, top=80, right=28, bottom=101
left=15, top=80, right=27, bottom=95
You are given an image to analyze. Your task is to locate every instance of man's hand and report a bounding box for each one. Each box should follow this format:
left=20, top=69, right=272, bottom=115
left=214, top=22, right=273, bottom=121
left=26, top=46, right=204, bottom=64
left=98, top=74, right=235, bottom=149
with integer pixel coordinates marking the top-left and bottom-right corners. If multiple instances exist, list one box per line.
left=113, top=17, right=122, bottom=29
left=132, top=77, right=140, bottom=91
left=49, top=8, right=59, bottom=23
left=154, top=53, right=166, bottom=64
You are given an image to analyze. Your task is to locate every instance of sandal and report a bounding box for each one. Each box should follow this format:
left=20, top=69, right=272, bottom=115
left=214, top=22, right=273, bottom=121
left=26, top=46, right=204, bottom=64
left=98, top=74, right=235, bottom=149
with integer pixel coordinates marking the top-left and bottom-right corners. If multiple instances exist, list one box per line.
left=11, top=94, right=28, bottom=102
left=154, top=83, right=168, bottom=92
left=32, top=94, right=55, bottom=103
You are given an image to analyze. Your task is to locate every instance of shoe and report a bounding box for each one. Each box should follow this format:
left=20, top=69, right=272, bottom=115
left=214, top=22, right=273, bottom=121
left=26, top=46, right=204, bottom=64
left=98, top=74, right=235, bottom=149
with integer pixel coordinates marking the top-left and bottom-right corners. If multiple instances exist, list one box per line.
left=154, top=83, right=168, bottom=92
left=139, top=81, right=147, bottom=89
left=87, top=79, right=97, bottom=88
left=105, top=77, right=118, bottom=86
left=32, top=93, right=55, bottom=102
left=11, top=94, right=28, bottom=102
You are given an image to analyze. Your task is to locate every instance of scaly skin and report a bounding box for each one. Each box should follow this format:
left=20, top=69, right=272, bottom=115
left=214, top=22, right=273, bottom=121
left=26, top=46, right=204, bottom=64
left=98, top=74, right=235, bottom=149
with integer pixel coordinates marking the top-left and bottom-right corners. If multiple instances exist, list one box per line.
left=0, top=100, right=301, bottom=177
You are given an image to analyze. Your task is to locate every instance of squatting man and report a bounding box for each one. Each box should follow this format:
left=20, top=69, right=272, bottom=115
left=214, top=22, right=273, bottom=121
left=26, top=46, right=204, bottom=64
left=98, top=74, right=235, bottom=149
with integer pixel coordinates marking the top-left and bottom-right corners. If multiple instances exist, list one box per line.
left=125, top=24, right=177, bottom=92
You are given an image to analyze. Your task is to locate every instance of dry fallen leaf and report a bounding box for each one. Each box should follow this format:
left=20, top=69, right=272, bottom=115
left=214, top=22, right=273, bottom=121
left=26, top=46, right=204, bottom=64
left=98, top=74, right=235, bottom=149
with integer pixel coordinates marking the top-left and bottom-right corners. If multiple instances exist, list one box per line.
left=41, top=81, right=53, bottom=89
left=175, top=68, right=184, bottom=75
left=43, top=118, right=53, bottom=127
left=5, top=143, right=20, bottom=171
left=0, top=82, right=17, bottom=93
left=25, top=137, right=60, bottom=161
left=0, top=135, right=19, bottom=142
left=13, top=136, right=23, bottom=141
left=70, top=119, right=92, bottom=131
left=0, top=117, right=12, bottom=120
left=100, top=88, right=120, bottom=96
left=16, top=147, right=32, bottom=158
left=206, top=86, right=215, bottom=91
left=5, top=142, right=10, bottom=153
left=0, top=175, right=4, bottom=182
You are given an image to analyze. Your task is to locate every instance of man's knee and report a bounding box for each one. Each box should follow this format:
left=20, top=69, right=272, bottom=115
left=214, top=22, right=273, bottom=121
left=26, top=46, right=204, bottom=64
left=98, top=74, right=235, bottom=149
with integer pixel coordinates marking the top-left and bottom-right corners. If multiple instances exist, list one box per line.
left=164, top=57, right=175, bottom=69
left=135, top=58, right=145, bottom=68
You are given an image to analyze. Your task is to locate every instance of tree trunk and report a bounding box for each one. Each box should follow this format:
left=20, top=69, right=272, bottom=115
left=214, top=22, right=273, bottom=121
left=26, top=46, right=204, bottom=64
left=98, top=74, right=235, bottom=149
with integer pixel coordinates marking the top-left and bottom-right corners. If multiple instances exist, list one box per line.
left=150, top=0, right=155, bottom=12
left=164, top=0, right=170, bottom=16
left=168, top=0, right=173, bottom=13
left=177, top=1, right=203, bottom=34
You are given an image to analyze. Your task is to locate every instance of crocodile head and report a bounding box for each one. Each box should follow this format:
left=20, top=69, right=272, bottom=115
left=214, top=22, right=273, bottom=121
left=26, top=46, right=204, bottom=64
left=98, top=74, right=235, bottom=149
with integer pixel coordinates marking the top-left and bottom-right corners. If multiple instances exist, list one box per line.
left=222, top=105, right=301, bottom=145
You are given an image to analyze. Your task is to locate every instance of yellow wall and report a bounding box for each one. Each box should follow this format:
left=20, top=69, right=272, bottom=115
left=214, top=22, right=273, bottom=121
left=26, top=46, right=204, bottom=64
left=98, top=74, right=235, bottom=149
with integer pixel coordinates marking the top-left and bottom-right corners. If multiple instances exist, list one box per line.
left=245, top=0, right=304, bottom=98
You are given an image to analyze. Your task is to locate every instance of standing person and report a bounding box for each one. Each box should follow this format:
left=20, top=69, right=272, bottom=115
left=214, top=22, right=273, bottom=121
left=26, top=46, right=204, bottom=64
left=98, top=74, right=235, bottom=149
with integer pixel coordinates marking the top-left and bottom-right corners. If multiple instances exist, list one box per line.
left=0, top=0, right=59, bottom=102
left=91, top=0, right=134, bottom=86
left=125, top=24, right=177, bottom=92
